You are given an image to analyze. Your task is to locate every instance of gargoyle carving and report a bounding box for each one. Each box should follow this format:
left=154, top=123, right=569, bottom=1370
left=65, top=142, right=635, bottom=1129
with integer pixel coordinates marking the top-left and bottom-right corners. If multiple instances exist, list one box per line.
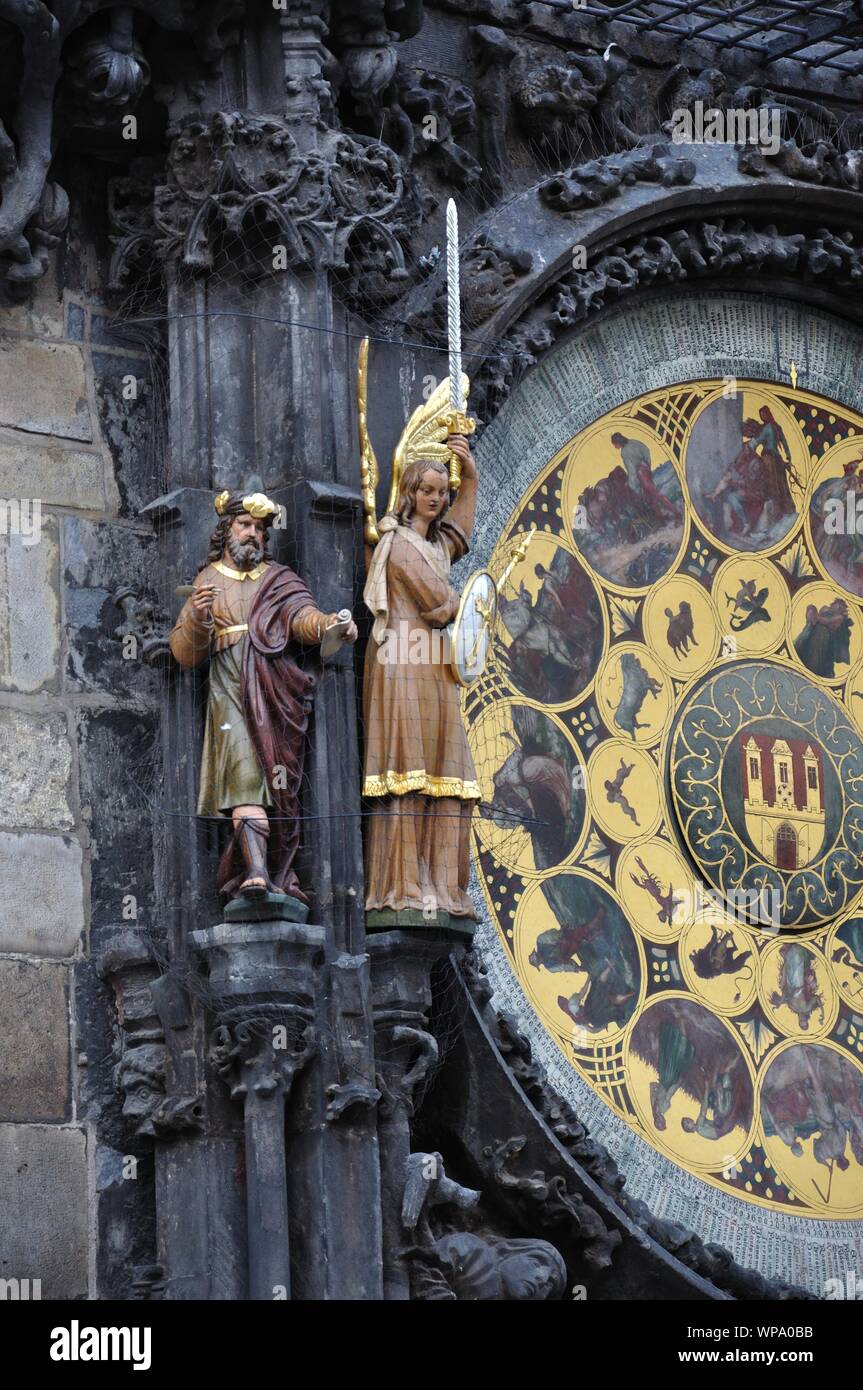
left=113, top=586, right=171, bottom=667
left=399, top=1150, right=567, bottom=1301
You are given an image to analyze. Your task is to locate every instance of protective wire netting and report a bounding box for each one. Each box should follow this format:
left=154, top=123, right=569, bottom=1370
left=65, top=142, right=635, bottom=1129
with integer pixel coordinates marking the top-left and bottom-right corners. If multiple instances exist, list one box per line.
left=101, top=89, right=834, bottom=1034
left=104, top=193, right=551, bottom=1019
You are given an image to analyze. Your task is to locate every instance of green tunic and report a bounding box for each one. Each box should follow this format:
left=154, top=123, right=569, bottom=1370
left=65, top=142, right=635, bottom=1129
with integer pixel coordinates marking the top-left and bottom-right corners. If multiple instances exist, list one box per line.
left=197, top=638, right=272, bottom=816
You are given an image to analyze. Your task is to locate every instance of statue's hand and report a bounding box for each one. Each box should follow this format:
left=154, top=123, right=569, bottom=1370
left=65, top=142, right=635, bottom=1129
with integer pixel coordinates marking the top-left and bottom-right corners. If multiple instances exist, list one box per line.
left=341, top=620, right=358, bottom=645
left=447, top=433, right=477, bottom=479
left=192, top=583, right=218, bottom=620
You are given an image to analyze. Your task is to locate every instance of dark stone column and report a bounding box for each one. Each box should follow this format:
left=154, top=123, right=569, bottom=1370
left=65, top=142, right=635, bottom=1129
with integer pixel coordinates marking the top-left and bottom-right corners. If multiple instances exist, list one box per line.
left=369, top=931, right=469, bottom=1300
left=97, top=929, right=230, bottom=1299
left=193, top=919, right=324, bottom=1300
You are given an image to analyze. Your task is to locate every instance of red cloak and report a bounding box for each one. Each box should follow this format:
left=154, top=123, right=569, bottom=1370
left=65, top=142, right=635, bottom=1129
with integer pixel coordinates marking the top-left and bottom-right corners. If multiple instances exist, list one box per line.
left=216, top=562, right=318, bottom=902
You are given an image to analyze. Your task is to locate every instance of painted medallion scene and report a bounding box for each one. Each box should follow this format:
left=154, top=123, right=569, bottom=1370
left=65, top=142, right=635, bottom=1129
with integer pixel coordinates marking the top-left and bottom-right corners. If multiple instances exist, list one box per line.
left=465, top=379, right=863, bottom=1220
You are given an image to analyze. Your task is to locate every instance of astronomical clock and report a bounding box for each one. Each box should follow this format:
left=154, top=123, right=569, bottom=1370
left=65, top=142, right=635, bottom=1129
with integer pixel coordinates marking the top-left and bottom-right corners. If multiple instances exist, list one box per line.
left=465, top=374, right=863, bottom=1227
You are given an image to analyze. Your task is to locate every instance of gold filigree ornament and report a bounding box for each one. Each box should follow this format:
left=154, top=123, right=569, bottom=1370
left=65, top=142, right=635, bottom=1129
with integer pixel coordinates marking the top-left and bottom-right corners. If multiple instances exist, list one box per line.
left=214, top=489, right=231, bottom=515
left=356, top=336, right=474, bottom=547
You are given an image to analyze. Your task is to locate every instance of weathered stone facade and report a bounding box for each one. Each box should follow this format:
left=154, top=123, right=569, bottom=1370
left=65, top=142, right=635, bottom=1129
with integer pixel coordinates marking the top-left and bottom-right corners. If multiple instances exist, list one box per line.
left=2, top=0, right=863, bottom=1302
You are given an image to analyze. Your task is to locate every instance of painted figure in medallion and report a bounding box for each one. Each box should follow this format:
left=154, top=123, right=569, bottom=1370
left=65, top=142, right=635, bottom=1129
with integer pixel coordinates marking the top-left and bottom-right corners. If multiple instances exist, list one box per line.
left=794, top=597, right=852, bottom=679
left=631, top=999, right=752, bottom=1140
left=486, top=705, right=584, bottom=870
left=529, top=878, right=641, bottom=1034
left=572, top=432, right=684, bottom=587
left=762, top=1044, right=863, bottom=1177
left=809, top=454, right=863, bottom=597
left=688, top=395, right=801, bottom=551
left=170, top=485, right=357, bottom=902
left=496, top=550, right=603, bottom=705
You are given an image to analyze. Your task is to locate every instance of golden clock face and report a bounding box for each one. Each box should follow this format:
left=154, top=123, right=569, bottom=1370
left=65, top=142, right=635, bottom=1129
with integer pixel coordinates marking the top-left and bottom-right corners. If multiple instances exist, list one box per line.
left=465, top=378, right=863, bottom=1219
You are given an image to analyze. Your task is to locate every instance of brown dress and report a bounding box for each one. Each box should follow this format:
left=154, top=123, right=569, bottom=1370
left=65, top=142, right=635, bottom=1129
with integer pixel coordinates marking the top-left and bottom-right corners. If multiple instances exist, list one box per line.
left=362, top=507, right=480, bottom=920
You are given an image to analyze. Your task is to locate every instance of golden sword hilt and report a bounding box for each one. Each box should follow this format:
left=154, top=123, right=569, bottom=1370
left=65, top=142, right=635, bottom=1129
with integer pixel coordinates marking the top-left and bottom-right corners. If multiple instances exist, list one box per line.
left=441, top=410, right=476, bottom=492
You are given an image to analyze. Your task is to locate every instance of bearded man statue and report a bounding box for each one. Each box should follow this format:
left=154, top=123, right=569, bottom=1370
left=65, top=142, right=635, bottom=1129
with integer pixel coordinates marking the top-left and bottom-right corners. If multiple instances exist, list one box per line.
left=169, top=485, right=357, bottom=904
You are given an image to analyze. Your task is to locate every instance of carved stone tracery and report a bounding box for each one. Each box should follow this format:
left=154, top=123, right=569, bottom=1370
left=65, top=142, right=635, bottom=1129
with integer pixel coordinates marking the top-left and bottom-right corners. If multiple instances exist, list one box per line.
left=460, top=217, right=863, bottom=418
left=98, top=929, right=204, bottom=1140
left=0, top=0, right=241, bottom=291
left=106, top=110, right=413, bottom=286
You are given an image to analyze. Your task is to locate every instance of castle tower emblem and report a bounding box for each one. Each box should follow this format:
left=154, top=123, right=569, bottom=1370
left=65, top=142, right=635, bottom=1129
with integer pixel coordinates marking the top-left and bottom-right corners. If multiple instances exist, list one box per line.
left=740, top=732, right=826, bottom=869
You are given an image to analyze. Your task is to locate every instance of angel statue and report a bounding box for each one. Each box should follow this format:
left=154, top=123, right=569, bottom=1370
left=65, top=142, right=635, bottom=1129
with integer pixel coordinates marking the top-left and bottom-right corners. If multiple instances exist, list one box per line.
left=358, top=340, right=481, bottom=929
left=169, top=482, right=357, bottom=905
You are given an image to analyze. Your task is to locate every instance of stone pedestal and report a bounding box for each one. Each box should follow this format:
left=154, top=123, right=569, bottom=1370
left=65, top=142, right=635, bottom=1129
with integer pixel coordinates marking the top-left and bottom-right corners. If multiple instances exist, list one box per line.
left=193, top=918, right=324, bottom=1300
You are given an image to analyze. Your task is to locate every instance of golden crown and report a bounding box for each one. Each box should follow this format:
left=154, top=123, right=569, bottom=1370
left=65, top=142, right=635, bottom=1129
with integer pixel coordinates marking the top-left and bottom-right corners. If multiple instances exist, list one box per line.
left=242, top=492, right=277, bottom=519
left=213, top=489, right=277, bottom=520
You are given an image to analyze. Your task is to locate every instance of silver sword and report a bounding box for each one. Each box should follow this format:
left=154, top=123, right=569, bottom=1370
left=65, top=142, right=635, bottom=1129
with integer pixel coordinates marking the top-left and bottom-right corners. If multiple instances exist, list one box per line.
left=444, top=198, right=475, bottom=490
left=446, top=198, right=462, bottom=419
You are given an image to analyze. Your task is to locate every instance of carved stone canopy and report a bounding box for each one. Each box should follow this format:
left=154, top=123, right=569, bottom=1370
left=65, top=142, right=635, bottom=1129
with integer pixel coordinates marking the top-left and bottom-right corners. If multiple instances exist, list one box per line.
left=108, top=110, right=413, bottom=285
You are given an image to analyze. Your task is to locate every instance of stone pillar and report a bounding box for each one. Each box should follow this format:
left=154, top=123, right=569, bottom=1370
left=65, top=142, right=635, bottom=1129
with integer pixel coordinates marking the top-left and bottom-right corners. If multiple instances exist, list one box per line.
left=368, top=931, right=469, bottom=1300
left=193, top=916, right=324, bottom=1300
left=98, top=928, right=215, bottom=1296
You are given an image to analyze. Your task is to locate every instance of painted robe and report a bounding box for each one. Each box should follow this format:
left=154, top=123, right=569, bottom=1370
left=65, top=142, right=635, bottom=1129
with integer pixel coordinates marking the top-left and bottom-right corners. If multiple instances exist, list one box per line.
left=362, top=485, right=480, bottom=921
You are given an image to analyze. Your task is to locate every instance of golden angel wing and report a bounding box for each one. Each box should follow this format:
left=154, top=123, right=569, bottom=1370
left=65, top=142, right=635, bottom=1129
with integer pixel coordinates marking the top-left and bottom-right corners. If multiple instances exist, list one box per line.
left=387, top=369, right=471, bottom=516
left=357, top=336, right=380, bottom=546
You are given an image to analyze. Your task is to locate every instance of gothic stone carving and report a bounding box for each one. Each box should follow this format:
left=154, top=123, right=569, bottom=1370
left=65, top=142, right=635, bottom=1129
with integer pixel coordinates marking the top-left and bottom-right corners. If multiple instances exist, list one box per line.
left=470, top=218, right=863, bottom=420
left=540, top=143, right=696, bottom=215
left=482, top=1135, right=620, bottom=1273
left=470, top=26, right=642, bottom=193
left=98, top=929, right=204, bottom=1140
left=108, top=111, right=412, bottom=284
left=400, top=1150, right=568, bottom=1300
left=325, top=953, right=381, bottom=1124
left=63, top=8, right=151, bottom=126
left=0, top=0, right=234, bottom=292
left=510, top=38, right=640, bottom=154
left=209, top=1011, right=316, bottom=1103
left=410, top=231, right=533, bottom=342
left=113, top=586, right=171, bottom=667
left=107, top=158, right=162, bottom=294
left=395, top=67, right=480, bottom=188
left=740, top=136, right=863, bottom=192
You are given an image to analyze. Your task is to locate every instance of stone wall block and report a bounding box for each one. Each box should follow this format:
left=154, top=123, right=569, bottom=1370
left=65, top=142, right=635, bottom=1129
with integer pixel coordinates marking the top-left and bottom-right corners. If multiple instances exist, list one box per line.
left=0, top=960, right=70, bottom=1121
left=0, top=1123, right=88, bottom=1298
left=0, top=518, right=60, bottom=693
left=0, top=831, right=84, bottom=958
left=0, top=340, right=91, bottom=441
left=0, top=709, right=74, bottom=831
